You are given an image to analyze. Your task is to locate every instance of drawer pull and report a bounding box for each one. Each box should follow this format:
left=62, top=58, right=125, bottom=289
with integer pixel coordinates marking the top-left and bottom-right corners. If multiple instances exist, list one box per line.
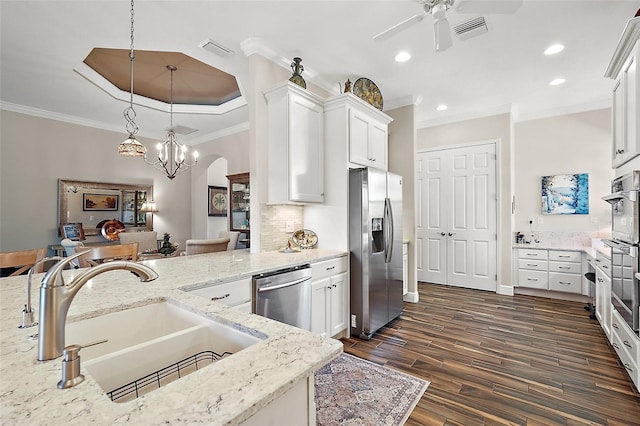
left=603, top=265, right=609, bottom=269
left=527, top=278, right=538, bottom=281
left=623, top=363, right=633, bottom=372
left=526, top=253, right=539, bottom=256
left=326, top=266, right=335, bottom=271
left=558, top=266, right=570, bottom=270
left=211, top=293, right=231, bottom=301
left=614, top=343, right=620, bottom=350
left=526, top=263, right=539, bottom=267
left=558, top=255, right=570, bottom=258
left=624, top=340, right=633, bottom=348
left=558, top=281, right=571, bottom=285
left=613, top=323, right=619, bottom=329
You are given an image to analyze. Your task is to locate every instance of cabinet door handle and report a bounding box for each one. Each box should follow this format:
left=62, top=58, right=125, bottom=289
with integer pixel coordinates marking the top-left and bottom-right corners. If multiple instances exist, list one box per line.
left=332, top=284, right=337, bottom=288
left=617, top=148, right=625, bottom=154
left=613, top=343, right=620, bottom=350
left=211, top=293, right=230, bottom=301
left=624, top=363, right=633, bottom=372
left=612, top=323, right=619, bottom=329
left=624, top=340, right=633, bottom=348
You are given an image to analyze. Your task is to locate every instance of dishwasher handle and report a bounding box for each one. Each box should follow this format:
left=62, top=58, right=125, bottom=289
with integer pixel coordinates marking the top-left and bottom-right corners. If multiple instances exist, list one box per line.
left=256, top=276, right=311, bottom=293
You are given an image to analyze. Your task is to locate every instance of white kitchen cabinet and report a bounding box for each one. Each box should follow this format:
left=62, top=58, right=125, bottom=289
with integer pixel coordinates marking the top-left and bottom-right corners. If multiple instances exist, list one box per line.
left=595, top=251, right=612, bottom=343
left=184, top=276, right=252, bottom=309
left=611, top=308, right=640, bottom=391
left=264, top=81, right=324, bottom=204
left=311, top=256, right=348, bottom=337
left=324, top=93, right=392, bottom=171
left=605, top=17, right=640, bottom=168
left=516, top=248, right=583, bottom=294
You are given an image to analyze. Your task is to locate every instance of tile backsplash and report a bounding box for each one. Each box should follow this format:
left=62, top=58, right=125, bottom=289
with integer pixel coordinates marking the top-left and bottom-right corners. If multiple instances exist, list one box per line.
left=260, top=204, right=304, bottom=252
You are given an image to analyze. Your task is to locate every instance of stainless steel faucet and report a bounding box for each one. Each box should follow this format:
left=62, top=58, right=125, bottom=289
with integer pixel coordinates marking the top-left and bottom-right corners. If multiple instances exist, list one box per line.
left=37, top=251, right=158, bottom=361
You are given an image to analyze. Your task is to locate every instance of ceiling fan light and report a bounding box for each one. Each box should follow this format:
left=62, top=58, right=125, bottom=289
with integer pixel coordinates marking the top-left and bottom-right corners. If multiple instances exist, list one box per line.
left=395, top=51, right=411, bottom=62
left=549, top=78, right=566, bottom=86
left=544, top=43, right=565, bottom=55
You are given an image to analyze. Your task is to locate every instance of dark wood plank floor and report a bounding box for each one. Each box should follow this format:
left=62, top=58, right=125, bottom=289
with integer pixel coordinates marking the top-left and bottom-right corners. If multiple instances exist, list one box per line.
left=341, top=282, right=640, bottom=426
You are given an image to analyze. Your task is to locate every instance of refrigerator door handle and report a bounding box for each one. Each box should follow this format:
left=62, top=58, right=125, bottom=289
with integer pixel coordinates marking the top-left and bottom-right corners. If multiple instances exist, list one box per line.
left=384, top=197, right=394, bottom=263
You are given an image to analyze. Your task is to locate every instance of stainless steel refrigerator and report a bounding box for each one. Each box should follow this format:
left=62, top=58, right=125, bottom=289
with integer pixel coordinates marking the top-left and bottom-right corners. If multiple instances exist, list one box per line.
left=349, top=167, right=403, bottom=340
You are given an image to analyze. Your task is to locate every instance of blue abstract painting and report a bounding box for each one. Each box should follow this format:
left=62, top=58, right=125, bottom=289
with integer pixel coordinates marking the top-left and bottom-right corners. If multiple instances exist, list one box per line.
left=541, top=173, right=589, bottom=215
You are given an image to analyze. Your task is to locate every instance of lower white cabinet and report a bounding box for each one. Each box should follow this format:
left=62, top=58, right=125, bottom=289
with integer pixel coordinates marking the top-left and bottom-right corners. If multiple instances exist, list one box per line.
left=311, top=256, right=348, bottom=337
left=595, top=251, right=612, bottom=343
left=516, top=248, right=583, bottom=294
left=184, top=277, right=252, bottom=309
left=402, top=242, right=408, bottom=296
left=611, top=309, right=640, bottom=391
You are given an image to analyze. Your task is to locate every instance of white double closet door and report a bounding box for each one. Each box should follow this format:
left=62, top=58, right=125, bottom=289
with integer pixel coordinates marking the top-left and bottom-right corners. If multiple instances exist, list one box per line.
left=416, top=142, right=497, bottom=291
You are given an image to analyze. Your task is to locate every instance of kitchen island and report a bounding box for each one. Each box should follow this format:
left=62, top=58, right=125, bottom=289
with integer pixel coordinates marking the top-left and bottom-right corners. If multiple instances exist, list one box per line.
left=0, top=248, right=345, bottom=425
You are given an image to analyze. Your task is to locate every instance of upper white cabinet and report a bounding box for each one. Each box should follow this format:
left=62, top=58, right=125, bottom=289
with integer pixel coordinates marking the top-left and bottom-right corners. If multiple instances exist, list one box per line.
left=264, top=81, right=324, bottom=204
left=325, top=93, right=392, bottom=170
left=605, top=17, right=640, bottom=168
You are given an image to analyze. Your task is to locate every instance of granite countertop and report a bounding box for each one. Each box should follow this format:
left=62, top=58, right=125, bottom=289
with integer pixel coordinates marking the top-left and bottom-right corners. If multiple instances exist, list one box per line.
left=0, top=249, right=345, bottom=425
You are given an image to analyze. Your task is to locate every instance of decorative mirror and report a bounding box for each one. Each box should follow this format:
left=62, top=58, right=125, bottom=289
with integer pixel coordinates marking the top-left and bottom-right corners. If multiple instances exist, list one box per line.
left=58, top=179, right=153, bottom=237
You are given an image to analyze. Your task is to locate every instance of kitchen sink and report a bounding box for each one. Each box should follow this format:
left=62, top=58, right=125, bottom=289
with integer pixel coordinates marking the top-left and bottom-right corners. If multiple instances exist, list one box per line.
left=65, top=301, right=262, bottom=402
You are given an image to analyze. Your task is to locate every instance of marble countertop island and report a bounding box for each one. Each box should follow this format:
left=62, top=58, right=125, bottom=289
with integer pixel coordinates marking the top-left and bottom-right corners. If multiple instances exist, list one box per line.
left=0, top=249, right=345, bottom=425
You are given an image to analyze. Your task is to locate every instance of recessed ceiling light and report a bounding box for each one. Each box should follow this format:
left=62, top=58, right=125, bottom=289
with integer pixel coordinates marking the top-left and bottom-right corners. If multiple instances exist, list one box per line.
left=549, top=78, right=566, bottom=86
left=395, top=51, right=411, bottom=63
left=436, top=104, right=448, bottom=111
left=544, top=44, right=565, bottom=55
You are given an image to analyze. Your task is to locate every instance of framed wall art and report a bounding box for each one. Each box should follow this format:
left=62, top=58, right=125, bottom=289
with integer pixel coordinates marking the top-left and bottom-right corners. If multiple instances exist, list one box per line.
left=541, top=173, right=589, bottom=215
left=83, top=193, right=119, bottom=211
left=60, top=223, right=85, bottom=241
left=208, top=186, right=228, bottom=217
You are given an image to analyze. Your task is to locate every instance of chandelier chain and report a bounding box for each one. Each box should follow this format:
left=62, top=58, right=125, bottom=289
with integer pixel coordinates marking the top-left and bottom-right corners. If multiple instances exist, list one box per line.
left=124, top=0, right=138, bottom=136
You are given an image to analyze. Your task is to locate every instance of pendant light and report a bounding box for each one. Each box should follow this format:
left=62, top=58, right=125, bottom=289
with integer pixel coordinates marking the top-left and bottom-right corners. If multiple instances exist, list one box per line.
left=145, top=65, right=198, bottom=180
left=118, top=0, right=147, bottom=157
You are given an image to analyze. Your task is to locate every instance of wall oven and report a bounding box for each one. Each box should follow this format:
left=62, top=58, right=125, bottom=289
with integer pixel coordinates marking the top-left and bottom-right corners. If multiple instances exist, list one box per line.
left=603, top=171, right=640, bottom=333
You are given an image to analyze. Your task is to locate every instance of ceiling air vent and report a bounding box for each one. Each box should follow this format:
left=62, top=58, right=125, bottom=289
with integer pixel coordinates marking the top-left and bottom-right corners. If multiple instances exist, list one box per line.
left=199, top=39, right=235, bottom=57
left=453, top=17, right=488, bottom=40
left=171, top=125, right=198, bottom=136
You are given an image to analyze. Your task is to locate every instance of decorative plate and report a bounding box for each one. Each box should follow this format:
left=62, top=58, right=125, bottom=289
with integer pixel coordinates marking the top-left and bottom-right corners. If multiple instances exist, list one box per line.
left=101, top=219, right=125, bottom=241
left=352, top=77, right=383, bottom=110
left=291, top=229, right=318, bottom=249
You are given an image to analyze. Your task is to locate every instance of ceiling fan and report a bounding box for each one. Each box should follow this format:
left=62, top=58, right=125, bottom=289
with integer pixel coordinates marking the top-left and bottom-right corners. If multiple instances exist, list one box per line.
left=373, top=0, right=523, bottom=52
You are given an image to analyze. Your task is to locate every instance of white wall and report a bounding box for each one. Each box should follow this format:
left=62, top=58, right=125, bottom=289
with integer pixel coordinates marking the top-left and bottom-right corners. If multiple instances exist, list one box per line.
left=513, top=108, right=613, bottom=237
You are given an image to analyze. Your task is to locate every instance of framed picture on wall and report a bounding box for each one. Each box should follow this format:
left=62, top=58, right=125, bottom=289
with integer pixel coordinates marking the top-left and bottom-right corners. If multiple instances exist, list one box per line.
left=541, top=173, right=589, bottom=215
left=208, top=186, right=228, bottom=217
left=60, top=223, right=85, bottom=241
left=83, top=193, right=119, bottom=211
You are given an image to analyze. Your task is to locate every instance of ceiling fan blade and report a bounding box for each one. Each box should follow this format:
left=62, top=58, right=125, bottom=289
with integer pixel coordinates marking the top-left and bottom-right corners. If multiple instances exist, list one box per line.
left=434, top=17, right=453, bottom=52
left=454, top=0, right=523, bottom=14
left=373, top=12, right=427, bottom=42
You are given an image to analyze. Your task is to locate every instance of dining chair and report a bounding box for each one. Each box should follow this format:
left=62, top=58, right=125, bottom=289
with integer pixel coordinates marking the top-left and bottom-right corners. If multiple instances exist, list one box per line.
left=184, top=238, right=230, bottom=255
left=118, top=231, right=158, bottom=253
left=218, top=231, right=240, bottom=251
left=76, top=243, right=139, bottom=267
left=0, top=247, right=47, bottom=276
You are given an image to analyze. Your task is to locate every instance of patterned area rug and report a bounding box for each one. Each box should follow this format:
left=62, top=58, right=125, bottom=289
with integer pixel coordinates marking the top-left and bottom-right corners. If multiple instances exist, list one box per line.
left=315, top=353, right=429, bottom=425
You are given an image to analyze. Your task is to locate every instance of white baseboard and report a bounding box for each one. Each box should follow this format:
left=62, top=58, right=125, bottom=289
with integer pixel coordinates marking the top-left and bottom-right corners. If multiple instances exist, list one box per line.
left=498, top=285, right=514, bottom=296
left=403, top=291, right=419, bottom=303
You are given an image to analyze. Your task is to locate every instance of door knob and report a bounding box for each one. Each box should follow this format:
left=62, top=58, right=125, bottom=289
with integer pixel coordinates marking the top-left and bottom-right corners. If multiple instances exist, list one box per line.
left=439, top=232, right=446, bottom=236
left=448, top=232, right=456, bottom=237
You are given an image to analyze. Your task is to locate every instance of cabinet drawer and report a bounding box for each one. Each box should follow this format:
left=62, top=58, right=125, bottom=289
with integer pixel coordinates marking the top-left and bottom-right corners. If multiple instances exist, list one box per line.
left=312, top=256, right=348, bottom=280
left=186, top=277, right=252, bottom=307
left=517, top=259, right=548, bottom=271
left=595, top=251, right=612, bottom=278
left=518, top=269, right=548, bottom=289
left=519, top=249, right=548, bottom=260
left=548, top=250, right=581, bottom=263
left=548, top=272, right=582, bottom=294
left=612, top=328, right=639, bottom=389
left=548, top=261, right=581, bottom=274
left=612, top=309, right=640, bottom=361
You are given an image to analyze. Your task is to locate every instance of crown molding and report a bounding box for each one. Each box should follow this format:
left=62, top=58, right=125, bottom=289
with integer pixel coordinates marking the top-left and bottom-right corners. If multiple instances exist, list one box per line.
left=416, top=103, right=512, bottom=128
left=384, top=95, right=423, bottom=111
left=604, top=16, right=640, bottom=79
left=190, top=121, right=250, bottom=146
left=512, top=98, right=611, bottom=123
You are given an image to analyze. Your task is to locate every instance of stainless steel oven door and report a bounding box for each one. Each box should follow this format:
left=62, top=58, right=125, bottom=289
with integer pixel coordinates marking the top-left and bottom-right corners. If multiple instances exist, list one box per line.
left=602, top=171, right=640, bottom=244
left=603, top=239, right=639, bottom=332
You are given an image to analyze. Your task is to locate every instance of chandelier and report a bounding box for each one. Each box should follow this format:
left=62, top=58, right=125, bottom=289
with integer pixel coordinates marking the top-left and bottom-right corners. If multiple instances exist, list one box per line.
left=118, top=0, right=146, bottom=157
left=145, top=65, right=198, bottom=180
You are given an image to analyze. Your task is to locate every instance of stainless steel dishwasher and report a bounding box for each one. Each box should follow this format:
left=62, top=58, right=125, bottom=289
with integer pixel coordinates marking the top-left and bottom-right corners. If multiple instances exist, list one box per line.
left=252, top=264, right=312, bottom=330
